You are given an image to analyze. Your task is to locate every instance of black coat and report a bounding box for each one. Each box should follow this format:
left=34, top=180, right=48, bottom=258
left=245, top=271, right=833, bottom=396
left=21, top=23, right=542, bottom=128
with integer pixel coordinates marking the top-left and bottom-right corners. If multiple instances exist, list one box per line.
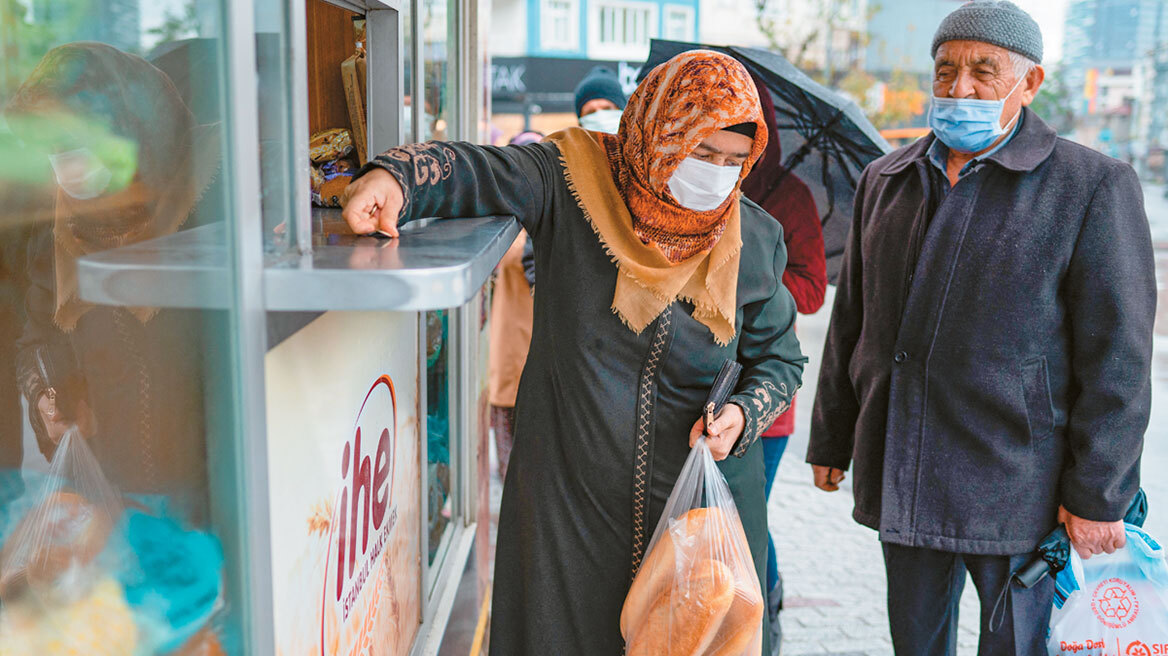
left=808, top=109, right=1156, bottom=555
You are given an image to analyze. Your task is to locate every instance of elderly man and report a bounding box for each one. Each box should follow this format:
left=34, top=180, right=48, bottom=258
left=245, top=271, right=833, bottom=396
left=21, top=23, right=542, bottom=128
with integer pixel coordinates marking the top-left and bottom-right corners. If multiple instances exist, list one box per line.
left=807, top=1, right=1155, bottom=653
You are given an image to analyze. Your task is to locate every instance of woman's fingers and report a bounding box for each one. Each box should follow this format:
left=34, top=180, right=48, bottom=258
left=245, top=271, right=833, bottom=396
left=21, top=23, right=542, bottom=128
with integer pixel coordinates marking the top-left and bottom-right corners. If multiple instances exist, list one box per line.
left=341, top=169, right=403, bottom=236
left=688, top=417, right=704, bottom=447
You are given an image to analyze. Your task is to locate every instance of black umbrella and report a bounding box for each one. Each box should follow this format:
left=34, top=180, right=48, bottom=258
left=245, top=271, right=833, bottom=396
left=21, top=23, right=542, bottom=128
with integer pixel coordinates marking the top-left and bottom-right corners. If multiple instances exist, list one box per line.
left=637, top=39, right=892, bottom=283
left=1014, top=489, right=1149, bottom=589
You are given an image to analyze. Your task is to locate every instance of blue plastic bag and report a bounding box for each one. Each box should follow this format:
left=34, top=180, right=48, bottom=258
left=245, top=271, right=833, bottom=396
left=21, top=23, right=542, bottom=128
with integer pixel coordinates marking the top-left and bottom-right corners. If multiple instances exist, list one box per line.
left=1048, top=525, right=1168, bottom=656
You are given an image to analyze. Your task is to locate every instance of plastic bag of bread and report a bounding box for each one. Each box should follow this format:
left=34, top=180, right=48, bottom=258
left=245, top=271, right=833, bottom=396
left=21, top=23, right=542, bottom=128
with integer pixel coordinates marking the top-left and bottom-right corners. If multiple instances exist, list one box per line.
left=0, top=428, right=123, bottom=604
left=621, top=437, right=763, bottom=656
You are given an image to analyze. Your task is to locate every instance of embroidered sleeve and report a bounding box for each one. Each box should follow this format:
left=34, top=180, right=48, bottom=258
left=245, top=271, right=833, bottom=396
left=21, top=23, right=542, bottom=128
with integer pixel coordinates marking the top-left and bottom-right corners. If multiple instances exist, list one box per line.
left=730, top=381, right=795, bottom=456
left=355, top=141, right=558, bottom=236
left=727, top=224, right=807, bottom=458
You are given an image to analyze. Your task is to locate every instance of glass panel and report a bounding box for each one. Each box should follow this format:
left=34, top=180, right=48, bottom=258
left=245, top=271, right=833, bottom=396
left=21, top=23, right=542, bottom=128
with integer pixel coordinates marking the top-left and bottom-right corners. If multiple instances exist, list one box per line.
left=403, top=0, right=415, bottom=144
left=0, top=1, right=256, bottom=653
left=422, top=0, right=456, bottom=140
left=425, top=309, right=452, bottom=566
left=255, top=0, right=296, bottom=254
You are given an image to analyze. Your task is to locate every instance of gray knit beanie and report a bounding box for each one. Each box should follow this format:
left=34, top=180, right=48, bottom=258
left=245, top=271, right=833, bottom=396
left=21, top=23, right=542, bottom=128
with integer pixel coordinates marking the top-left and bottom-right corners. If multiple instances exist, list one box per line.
left=931, top=0, right=1043, bottom=63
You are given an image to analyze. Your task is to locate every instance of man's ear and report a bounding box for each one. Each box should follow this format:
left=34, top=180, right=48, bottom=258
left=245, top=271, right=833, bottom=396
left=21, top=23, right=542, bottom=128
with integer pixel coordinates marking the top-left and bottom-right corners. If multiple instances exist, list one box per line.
left=1021, top=65, right=1046, bottom=106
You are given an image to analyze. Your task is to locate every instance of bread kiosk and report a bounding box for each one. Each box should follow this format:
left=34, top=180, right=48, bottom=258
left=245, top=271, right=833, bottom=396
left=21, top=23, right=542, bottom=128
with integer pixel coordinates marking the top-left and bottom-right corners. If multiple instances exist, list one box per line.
left=0, top=0, right=503, bottom=654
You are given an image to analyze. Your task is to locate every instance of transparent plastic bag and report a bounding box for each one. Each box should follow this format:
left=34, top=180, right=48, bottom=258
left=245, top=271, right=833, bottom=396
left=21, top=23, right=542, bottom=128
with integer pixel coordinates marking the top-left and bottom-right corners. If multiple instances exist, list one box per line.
left=1047, top=524, right=1168, bottom=655
left=0, top=428, right=123, bottom=604
left=621, top=438, right=764, bottom=656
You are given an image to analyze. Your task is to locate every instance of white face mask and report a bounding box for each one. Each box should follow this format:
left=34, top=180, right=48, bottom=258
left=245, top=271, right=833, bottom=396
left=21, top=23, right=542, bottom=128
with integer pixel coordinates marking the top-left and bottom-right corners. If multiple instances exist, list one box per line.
left=48, top=147, right=112, bottom=200
left=667, top=156, right=742, bottom=211
left=579, top=109, right=623, bottom=134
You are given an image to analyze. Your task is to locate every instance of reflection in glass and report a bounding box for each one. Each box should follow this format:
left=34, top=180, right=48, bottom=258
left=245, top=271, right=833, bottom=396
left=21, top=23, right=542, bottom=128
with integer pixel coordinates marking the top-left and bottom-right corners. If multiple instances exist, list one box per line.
left=0, top=4, right=243, bottom=654
left=403, top=0, right=415, bottom=144
left=422, top=0, right=458, bottom=141
left=425, top=310, right=452, bottom=565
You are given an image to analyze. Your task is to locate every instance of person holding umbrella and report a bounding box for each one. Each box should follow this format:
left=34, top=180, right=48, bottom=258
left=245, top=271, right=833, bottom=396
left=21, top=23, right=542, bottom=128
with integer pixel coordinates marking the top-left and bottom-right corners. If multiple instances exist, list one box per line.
left=740, top=73, right=828, bottom=652
left=808, top=1, right=1155, bottom=653
left=343, top=50, right=805, bottom=655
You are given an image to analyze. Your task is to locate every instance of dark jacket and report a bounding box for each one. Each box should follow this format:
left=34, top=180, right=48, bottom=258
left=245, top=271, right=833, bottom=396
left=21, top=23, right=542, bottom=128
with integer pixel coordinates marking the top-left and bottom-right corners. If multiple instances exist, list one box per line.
left=808, top=109, right=1155, bottom=555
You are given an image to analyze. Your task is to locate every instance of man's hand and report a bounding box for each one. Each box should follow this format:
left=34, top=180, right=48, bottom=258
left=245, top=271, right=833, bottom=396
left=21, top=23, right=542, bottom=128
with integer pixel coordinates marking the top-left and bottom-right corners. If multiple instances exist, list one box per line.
left=1060, top=505, right=1126, bottom=560
left=812, top=465, right=846, bottom=492
left=341, top=168, right=404, bottom=237
left=688, top=403, right=745, bottom=461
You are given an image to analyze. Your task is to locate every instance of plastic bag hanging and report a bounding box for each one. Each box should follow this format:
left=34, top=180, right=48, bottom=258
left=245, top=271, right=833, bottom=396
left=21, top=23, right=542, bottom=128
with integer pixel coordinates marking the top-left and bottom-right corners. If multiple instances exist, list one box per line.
left=620, top=436, right=764, bottom=655
left=1046, top=524, right=1168, bottom=655
left=0, top=428, right=123, bottom=604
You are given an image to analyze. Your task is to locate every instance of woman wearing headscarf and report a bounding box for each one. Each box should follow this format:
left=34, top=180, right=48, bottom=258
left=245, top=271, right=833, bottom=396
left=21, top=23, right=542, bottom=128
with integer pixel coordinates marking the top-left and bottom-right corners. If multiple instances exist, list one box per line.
left=9, top=43, right=219, bottom=521
left=343, top=50, right=805, bottom=655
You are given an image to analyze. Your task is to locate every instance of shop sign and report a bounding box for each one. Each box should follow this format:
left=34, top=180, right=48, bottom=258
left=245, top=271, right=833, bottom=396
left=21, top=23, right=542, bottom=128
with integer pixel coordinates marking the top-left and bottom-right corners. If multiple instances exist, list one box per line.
left=266, top=312, right=421, bottom=656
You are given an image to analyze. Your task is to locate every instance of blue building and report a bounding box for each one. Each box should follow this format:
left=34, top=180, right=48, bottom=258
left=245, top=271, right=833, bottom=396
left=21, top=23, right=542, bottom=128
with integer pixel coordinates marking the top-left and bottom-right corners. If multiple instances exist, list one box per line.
left=490, top=0, right=699, bottom=113
left=1063, top=0, right=1168, bottom=107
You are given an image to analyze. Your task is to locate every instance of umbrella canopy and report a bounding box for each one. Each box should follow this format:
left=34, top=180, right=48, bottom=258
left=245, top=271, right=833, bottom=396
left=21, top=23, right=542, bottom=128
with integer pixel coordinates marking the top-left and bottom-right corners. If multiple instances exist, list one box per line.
left=637, top=39, right=892, bottom=283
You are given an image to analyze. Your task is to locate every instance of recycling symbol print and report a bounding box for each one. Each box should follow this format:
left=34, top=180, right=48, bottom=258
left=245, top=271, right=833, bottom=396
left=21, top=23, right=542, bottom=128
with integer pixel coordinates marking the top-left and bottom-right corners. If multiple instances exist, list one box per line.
left=1092, top=578, right=1140, bottom=629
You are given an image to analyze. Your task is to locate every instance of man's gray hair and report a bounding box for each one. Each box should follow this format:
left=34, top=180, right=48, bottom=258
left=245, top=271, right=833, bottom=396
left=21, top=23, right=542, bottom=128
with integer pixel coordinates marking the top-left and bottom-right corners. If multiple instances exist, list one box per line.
left=1008, top=50, right=1036, bottom=81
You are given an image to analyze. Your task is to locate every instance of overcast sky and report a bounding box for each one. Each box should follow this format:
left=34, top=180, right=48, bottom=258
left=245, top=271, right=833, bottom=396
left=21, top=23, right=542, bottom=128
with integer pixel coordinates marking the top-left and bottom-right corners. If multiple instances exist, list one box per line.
left=1014, top=0, right=1069, bottom=64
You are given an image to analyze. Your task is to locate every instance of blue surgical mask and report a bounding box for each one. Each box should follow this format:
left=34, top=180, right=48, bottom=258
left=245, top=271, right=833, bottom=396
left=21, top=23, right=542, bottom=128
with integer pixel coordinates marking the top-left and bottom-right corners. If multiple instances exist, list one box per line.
left=928, top=75, right=1025, bottom=154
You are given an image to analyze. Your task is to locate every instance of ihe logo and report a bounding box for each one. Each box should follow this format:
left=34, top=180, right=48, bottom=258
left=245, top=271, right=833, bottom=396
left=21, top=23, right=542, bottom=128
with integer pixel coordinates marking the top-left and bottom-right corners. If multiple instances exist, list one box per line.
left=320, top=376, right=399, bottom=650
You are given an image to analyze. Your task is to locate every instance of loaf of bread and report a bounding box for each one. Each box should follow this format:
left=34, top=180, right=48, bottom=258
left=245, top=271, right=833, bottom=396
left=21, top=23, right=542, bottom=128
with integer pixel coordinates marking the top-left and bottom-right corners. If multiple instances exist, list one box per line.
left=621, top=506, right=764, bottom=655
left=625, top=558, right=735, bottom=656
left=621, top=507, right=720, bottom=637
left=704, top=586, right=764, bottom=656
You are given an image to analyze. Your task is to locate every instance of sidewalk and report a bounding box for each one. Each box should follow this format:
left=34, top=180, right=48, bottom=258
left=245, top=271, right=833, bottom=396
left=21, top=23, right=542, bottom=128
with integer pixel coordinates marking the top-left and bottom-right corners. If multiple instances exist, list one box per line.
left=767, top=450, right=982, bottom=655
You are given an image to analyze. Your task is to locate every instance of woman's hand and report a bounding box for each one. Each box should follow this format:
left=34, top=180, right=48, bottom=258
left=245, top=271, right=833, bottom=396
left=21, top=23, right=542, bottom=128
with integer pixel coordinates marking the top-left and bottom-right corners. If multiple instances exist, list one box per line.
left=688, top=403, right=745, bottom=461
left=341, top=168, right=405, bottom=237
left=36, top=393, right=95, bottom=443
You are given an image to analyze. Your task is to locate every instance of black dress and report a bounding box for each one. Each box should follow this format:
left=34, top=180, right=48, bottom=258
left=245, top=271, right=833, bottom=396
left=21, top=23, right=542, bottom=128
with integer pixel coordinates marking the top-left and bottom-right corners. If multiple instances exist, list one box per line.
left=363, top=140, right=806, bottom=655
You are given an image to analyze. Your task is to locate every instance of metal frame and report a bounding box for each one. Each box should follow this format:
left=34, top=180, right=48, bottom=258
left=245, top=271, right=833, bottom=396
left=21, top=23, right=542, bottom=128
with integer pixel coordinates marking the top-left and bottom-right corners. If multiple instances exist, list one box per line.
left=289, top=0, right=314, bottom=255
left=368, top=6, right=406, bottom=152
left=223, top=1, right=277, bottom=653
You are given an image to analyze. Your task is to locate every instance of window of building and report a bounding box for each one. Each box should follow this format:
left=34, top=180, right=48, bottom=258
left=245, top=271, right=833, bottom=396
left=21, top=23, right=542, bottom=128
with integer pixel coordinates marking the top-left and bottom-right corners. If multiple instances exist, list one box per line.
left=662, top=5, right=694, bottom=41
left=541, top=0, right=579, bottom=51
left=590, top=0, right=657, bottom=60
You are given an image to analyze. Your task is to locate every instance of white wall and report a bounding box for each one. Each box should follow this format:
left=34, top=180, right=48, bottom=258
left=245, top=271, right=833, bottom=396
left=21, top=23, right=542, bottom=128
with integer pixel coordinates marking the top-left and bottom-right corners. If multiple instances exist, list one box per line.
left=490, top=0, right=528, bottom=57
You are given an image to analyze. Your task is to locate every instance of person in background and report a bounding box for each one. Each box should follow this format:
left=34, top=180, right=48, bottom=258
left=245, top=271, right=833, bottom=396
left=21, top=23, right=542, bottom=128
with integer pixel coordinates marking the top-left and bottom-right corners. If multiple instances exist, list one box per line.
left=488, top=130, right=542, bottom=480
left=808, top=2, right=1155, bottom=653
left=739, top=73, right=827, bottom=654
left=342, top=50, right=805, bottom=655
left=520, top=71, right=630, bottom=281
left=574, top=66, right=626, bottom=134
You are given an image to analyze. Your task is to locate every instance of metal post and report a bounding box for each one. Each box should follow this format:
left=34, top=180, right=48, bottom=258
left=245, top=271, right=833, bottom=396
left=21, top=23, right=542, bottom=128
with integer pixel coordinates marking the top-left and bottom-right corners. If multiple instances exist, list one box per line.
left=369, top=4, right=406, bottom=152
left=222, top=0, right=276, bottom=652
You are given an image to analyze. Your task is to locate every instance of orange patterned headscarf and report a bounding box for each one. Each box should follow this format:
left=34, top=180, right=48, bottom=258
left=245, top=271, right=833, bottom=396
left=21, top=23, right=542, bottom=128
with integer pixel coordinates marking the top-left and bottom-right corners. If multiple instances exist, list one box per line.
left=595, top=50, right=768, bottom=262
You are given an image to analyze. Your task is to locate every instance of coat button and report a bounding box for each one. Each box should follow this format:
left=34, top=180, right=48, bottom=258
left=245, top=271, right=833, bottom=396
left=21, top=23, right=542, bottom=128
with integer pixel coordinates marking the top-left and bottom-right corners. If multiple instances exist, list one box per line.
left=894, top=351, right=908, bottom=364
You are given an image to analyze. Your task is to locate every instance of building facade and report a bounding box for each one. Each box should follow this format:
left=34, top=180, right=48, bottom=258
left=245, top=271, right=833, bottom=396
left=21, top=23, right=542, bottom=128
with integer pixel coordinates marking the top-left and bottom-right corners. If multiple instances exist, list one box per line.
left=489, top=0, right=699, bottom=127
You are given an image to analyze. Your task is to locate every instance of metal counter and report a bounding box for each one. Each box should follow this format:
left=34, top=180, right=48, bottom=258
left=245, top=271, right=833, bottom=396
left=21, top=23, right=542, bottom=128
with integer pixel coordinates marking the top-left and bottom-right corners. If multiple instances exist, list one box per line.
left=76, top=210, right=520, bottom=311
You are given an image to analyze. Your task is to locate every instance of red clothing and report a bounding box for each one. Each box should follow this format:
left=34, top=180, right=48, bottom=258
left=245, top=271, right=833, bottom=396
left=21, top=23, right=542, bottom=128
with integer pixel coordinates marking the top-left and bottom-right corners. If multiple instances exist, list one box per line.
left=741, top=74, right=828, bottom=437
